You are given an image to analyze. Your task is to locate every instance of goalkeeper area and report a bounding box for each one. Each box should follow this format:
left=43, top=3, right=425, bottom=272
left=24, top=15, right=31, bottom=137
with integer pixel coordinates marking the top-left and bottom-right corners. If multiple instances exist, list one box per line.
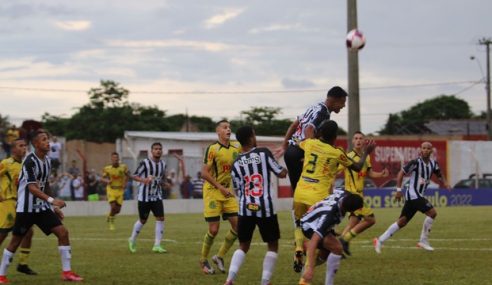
left=9, top=206, right=492, bottom=285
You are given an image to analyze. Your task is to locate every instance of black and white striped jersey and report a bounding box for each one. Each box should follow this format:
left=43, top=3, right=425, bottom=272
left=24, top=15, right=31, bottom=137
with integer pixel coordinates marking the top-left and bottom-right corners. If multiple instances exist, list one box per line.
left=402, top=157, right=442, bottom=200
left=300, top=190, right=346, bottom=239
left=289, top=102, right=331, bottom=145
left=231, top=147, right=284, bottom=218
left=133, top=158, right=166, bottom=202
left=17, top=153, right=52, bottom=213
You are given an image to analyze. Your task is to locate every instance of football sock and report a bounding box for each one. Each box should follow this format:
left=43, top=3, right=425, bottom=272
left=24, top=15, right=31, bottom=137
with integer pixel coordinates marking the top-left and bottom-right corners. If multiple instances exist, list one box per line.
left=227, top=249, right=246, bottom=282
left=155, top=221, right=164, bottom=246
left=379, top=222, right=400, bottom=243
left=108, top=215, right=115, bottom=224
left=420, top=216, right=434, bottom=244
left=18, top=247, right=30, bottom=265
left=201, top=231, right=215, bottom=260
left=342, top=230, right=357, bottom=242
left=325, top=253, right=342, bottom=285
left=58, top=246, right=72, bottom=272
left=217, top=229, right=238, bottom=258
left=130, top=221, right=144, bottom=242
left=0, top=249, right=14, bottom=275
left=294, top=227, right=305, bottom=252
left=261, top=251, right=278, bottom=285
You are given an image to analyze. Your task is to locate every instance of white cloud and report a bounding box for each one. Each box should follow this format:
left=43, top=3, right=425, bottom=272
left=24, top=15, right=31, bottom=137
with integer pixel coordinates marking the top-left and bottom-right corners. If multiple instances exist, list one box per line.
left=204, top=8, right=244, bottom=29
left=248, top=23, right=302, bottom=34
left=54, top=20, right=91, bottom=31
left=106, top=39, right=230, bottom=52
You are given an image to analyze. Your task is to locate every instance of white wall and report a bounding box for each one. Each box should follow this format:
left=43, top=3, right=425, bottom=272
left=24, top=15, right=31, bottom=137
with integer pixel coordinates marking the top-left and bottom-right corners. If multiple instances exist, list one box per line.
left=448, top=141, right=492, bottom=185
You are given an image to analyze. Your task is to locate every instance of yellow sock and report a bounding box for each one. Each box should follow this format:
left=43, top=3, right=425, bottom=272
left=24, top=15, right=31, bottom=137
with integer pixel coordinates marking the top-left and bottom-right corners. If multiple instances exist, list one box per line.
left=18, top=248, right=30, bottom=265
left=342, top=230, right=357, bottom=242
left=201, top=231, right=215, bottom=261
left=217, top=229, right=238, bottom=258
left=294, top=227, right=305, bottom=252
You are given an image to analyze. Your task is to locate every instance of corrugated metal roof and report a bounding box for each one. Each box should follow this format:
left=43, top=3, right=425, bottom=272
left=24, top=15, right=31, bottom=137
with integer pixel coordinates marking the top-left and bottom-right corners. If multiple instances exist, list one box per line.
left=425, top=120, right=487, bottom=135
left=124, top=131, right=284, bottom=142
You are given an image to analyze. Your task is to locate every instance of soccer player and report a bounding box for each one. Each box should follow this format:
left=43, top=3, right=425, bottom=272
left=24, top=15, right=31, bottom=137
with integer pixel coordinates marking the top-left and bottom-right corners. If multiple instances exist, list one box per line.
left=373, top=141, right=451, bottom=253
left=224, top=126, right=287, bottom=285
left=101, top=152, right=130, bottom=230
left=199, top=120, right=241, bottom=274
left=292, top=120, right=374, bottom=272
left=128, top=142, right=168, bottom=253
left=299, top=191, right=364, bottom=285
left=338, top=131, right=389, bottom=255
left=0, top=130, right=82, bottom=283
left=275, top=87, right=348, bottom=271
left=0, top=138, right=37, bottom=275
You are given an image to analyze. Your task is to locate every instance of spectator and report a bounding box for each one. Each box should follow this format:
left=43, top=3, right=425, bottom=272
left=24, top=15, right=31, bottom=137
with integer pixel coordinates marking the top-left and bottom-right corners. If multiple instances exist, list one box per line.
left=87, top=169, right=99, bottom=201
left=3, top=125, right=20, bottom=157
left=124, top=178, right=133, bottom=200
left=192, top=171, right=204, bottom=199
left=180, top=175, right=193, bottom=199
left=67, top=160, right=80, bottom=177
left=71, top=175, right=84, bottom=201
left=48, top=136, right=62, bottom=175
left=162, top=172, right=173, bottom=199
left=57, top=173, right=73, bottom=198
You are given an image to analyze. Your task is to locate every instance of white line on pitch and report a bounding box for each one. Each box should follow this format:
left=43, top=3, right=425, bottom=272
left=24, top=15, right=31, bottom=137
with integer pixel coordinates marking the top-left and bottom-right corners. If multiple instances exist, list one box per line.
left=360, top=245, right=492, bottom=251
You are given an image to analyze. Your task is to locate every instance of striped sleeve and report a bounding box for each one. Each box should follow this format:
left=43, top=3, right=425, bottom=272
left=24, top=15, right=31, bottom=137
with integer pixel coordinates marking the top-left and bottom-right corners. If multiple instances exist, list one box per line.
left=134, top=161, right=146, bottom=177
left=402, top=159, right=418, bottom=174
left=23, top=157, right=37, bottom=184
left=264, top=148, right=283, bottom=175
left=433, top=161, right=442, bottom=178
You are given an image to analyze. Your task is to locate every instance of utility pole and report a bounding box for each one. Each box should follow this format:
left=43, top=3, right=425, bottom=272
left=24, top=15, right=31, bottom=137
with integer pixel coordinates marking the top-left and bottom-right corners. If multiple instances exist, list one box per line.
left=347, top=0, right=360, bottom=147
left=479, top=38, right=492, bottom=140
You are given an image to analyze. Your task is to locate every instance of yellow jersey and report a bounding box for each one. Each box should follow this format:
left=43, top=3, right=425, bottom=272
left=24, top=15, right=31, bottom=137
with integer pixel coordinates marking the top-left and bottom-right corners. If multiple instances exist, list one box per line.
left=0, top=157, right=22, bottom=200
left=103, top=164, right=129, bottom=191
left=295, top=139, right=353, bottom=204
left=203, top=141, right=241, bottom=194
left=343, top=150, right=371, bottom=195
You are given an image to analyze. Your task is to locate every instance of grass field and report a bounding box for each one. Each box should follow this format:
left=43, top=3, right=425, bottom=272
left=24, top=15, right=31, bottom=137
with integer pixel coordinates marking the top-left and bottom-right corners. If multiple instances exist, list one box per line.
left=3, top=206, right=492, bottom=285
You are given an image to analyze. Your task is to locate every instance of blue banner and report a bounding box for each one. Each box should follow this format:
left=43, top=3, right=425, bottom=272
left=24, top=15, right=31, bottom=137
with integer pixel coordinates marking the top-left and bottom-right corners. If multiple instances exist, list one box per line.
left=363, top=188, right=492, bottom=207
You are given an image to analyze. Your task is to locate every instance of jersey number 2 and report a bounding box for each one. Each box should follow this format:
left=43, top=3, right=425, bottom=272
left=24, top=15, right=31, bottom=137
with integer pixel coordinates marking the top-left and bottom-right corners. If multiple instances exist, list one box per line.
left=244, top=174, right=264, bottom=197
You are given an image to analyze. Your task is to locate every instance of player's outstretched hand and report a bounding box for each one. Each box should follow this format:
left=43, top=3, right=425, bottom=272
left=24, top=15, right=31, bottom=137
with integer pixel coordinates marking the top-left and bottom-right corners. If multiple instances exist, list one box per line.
left=394, top=191, right=403, bottom=202
left=54, top=207, right=65, bottom=220
left=53, top=199, right=67, bottom=208
left=364, top=139, right=376, bottom=154
left=381, top=168, right=390, bottom=178
left=273, top=145, right=286, bottom=159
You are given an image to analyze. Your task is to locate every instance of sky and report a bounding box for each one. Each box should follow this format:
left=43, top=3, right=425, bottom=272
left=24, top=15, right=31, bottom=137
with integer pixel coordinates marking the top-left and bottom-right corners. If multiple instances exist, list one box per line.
left=0, top=0, right=491, bottom=134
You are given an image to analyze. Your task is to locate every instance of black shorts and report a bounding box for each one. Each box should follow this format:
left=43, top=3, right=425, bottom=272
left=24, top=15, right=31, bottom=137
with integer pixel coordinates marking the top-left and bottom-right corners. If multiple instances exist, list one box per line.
left=284, top=145, right=304, bottom=193
left=400, top=197, right=434, bottom=222
left=238, top=215, right=280, bottom=243
left=13, top=211, right=63, bottom=236
left=138, top=200, right=164, bottom=220
left=302, top=228, right=336, bottom=250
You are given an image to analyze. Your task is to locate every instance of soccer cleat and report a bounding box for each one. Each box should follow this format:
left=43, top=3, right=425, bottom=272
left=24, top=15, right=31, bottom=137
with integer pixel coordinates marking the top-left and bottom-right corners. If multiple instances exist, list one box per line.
left=212, top=255, right=226, bottom=273
left=128, top=238, right=137, bottom=253
left=339, top=238, right=351, bottom=256
left=17, top=264, right=37, bottom=275
left=109, top=222, right=116, bottom=231
left=293, top=250, right=304, bottom=273
left=200, top=259, right=215, bottom=275
left=152, top=245, right=167, bottom=253
left=417, top=242, right=434, bottom=251
left=61, top=271, right=84, bottom=282
left=373, top=238, right=382, bottom=254
left=0, top=276, right=9, bottom=284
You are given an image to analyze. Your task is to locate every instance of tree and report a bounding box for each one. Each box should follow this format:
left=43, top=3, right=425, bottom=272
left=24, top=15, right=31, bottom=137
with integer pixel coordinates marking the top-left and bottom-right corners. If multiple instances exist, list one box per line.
left=88, top=80, right=129, bottom=108
left=380, top=95, right=474, bottom=135
left=230, top=107, right=292, bottom=136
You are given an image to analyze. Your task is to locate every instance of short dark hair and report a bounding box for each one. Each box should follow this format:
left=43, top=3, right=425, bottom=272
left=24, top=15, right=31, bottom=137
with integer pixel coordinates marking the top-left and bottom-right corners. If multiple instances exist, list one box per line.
left=29, top=129, right=48, bottom=144
left=342, top=193, right=364, bottom=212
left=151, top=142, right=162, bottom=149
left=327, top=86, right=348, bottom=98
left=353, top=131, right=364, bottom=136
left=318, top=120, right=338, bottom=142
left=235, top=125, right=255, bottom=146
left=216, top=119, right=229, bottom=126
left=111, top=152, right=119, bottom=156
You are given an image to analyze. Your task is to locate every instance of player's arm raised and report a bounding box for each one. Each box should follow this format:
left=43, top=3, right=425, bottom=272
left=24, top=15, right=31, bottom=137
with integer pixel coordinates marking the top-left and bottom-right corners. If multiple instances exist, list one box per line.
left=347, top=140, right=376, bottom=172
left=275, top=119, right=299, bottom=157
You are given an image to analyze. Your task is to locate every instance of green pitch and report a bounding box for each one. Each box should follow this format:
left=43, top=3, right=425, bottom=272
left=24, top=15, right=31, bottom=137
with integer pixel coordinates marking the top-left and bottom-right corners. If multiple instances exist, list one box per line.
left=5, top=206, right=491, bottom=285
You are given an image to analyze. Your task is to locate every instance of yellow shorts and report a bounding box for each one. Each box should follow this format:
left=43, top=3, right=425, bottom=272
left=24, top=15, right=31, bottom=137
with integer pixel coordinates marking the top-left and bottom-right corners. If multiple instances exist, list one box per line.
left=293, top=202, right=312, bottom=221
left=203, top=189, right=238, bottom=222
left=0, top=200, right=16, bottom=232
left=352, top=202, right=374, bottom=217
left=293, top=188, right=327, bottom=221
left=107, top=188, right=124, bottom=205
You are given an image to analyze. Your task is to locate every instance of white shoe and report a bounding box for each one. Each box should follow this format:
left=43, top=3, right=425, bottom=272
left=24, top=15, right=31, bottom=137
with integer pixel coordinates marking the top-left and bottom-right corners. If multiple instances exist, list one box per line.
left=417, top=242, right=434, bottom=251
left=373, top=237, right=382, bottom=254
left=212, top=255, right=226, bottom=273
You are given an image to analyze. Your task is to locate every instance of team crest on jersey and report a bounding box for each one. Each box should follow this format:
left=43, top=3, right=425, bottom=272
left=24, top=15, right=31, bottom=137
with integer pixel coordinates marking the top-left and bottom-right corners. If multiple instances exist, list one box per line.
left=247, top=203, right=260, bottom=212
left=209, top=200, right=217, bottom=209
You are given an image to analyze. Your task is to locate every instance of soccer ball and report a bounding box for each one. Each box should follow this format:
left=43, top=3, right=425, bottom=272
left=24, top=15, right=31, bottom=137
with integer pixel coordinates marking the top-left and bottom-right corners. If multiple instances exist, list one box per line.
left=346, top=29, right=366, bottom=51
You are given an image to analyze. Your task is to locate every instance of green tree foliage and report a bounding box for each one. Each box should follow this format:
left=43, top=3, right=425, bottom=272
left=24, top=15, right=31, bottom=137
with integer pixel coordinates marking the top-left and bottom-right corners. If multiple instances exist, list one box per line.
left=380, top=95, right=474, bottom=135
left=230, top=107, right=292, bottom=136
